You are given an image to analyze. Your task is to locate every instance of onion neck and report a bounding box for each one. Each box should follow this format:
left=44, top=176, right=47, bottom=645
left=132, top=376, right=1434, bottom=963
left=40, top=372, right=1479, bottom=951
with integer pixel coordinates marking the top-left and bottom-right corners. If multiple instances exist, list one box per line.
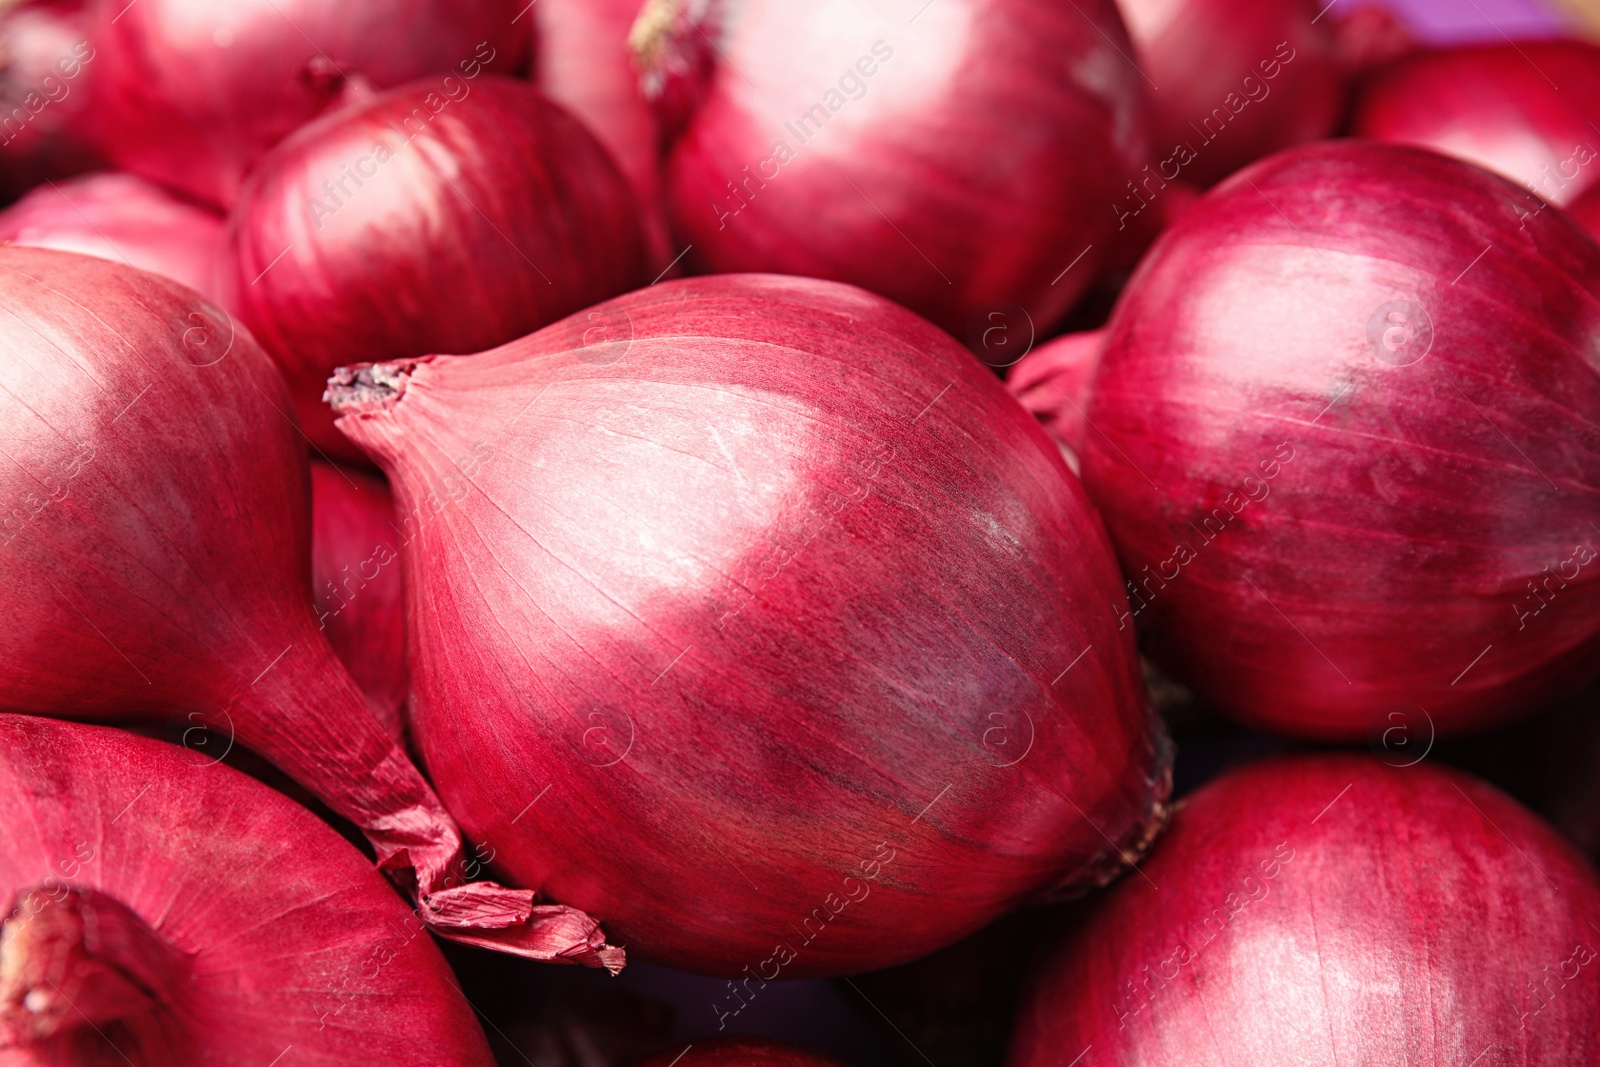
left=0, top=886, right=191, bottom=1063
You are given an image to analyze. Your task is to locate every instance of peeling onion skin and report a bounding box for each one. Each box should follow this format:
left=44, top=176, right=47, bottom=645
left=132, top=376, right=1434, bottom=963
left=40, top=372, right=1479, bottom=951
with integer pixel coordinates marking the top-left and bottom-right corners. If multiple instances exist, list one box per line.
left=86, top=0, right=533, bottom=208
left=1010, top=755, right=1600, bottom=1065
left=0, top=248, right=620, bottom=969
left=1079, top=142, right=1600, bottom=740
left=1006, top=328, right=1107, bottom=464
left=331, top=273, right=1172, bottom=977
left=311, top=461, right=407, bottom=742
left=0, top=172, right=224, bottom=299
left=1350, top=41, right=1600, bottom=209
left=0, top=716, right=495, bottom=1067
left=638, top=1037, right=842, bottom=1067
left=224, top=75, right=649, bottom=463
left=659, top=0, right=1149, bottom=340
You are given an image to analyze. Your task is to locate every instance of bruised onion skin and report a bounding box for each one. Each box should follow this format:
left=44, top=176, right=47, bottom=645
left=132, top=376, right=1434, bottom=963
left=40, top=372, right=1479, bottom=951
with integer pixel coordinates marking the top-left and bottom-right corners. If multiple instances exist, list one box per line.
left=0, top=171, right=223, bottom=298
left=1079, top=142, right=1600, bottom=740
left=86, top=0, right=532, bottom=208
left=657, top=0, right=1149, bottom=339
left=331, top=273, right=1171, bottom=976
left=0, top=1, right=101, bottom=203
left=311, top=461, right=407, bottom=740
left=0, top=716, right=494, bottom=1066
left=1006, top=329, right=1106, bottom=463
left=1350, top=41, right=1600, bottom=209
left=638, top=1037, right=842, bottom=1067
left=1010, top=755, right=1600, bottom=1064
left=225, top=74, right=648, bottom=461
left=0, top=247, right=619, bottom=968
left=1116, top=0, right=1344, bottom=190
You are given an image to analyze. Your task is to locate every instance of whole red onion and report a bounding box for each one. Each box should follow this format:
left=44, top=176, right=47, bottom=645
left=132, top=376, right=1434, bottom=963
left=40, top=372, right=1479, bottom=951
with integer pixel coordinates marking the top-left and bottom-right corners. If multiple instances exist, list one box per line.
left=0, top=715, right=494, bottom=1066
left=86, top=0, right=533, bottom=208
left=639, top=1038, right=841, bottom=1066
left=0, top=247, right=618, bottom=968
left=651, top=0, right=1150, bottom=339
left=1079, top=141, right=1600, bottom=740
left=312, top=460, right=407, bottom=741
left=1010, top=755, right=1600, bottom=1063
left=0, top=0, right=100, bottom=202
left=224, top=74, right=648, bottom=461
left=1350, top=41, right=1600, bottom=209
left=330, top=273, right=1171, bottom=976
left=0, top=170, right=222, bottom=297
left=1006, top=328, right=1107, bottom=465
left=1115, top=0, right=1345, bottom=190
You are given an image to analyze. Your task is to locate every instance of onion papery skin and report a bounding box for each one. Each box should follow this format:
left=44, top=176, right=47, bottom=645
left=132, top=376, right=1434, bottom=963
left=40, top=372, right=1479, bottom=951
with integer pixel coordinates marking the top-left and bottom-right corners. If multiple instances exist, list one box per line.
left=1116, top=0, right=1345, bottom=190
left=311, top=461, right=407, bottom=741
left=1006, top=328, right=1107, bottom=465
left=86, top=0, right=532, bottom=209
left=639, top=1037, right=842, bottom=1067
left=0, top=247, right=619, bottom=968
left=1010, top=755, right=1600, bottom=1065
left=225, top=74, right=648, bottom=462
left=1078, top=142, right=1600, bottom=740
left=1350, top=41, right=1600, bottom=209
left=659, top=0, right=1149, bottom=340
left=0, top=1, right=101, bottom=203
left=0, top=171, right=223, bottom=298
left=535, top=0, right=672, bottom=270
left=331, top=273, right=1171, bottom=977
left=0, top=715, right=494, bottom=1067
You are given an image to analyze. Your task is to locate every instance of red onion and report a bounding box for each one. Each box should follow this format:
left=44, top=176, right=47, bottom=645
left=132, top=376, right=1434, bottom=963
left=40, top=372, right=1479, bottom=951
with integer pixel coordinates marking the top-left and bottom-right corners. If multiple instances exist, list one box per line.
left=536, top=0, right=673, bottom=268
left=86, top=0, right=533, bottom=208
left=0, top=170, right=222, bottom=297
left=1006, top=328, right=1107, bottom=464
left=0, top=247, right=619, bottom=968
left=1567, top=172, right=1600, bottom=241
left=0, top=0, right=100, bottom=202
left=329, top=273, right=1171, bottom=976
left=641, top=1038, right=841, bottom=1066
left=0, top=715, right=494, bottom=1065
left=1350, top=41, right=1600, bottom=209
left=1115, top=0, right=1345, bottom=190
left=224, top=74, right=648, bottom=461
left=1078, top=141, right=1600, bottom=740
left=312, top=460, right=407, bottom=741
left=1010, top=755, right=1600, bottom=1063
left=650, top=0, right=1150, bottom=339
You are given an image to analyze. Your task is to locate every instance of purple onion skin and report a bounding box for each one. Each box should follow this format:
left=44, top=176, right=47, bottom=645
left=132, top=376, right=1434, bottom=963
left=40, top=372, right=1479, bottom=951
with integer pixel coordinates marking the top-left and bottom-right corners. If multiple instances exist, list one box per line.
left=1011, top=755, right=1600, bottom=1065
left=1079, top=141, right=1600, bottom=741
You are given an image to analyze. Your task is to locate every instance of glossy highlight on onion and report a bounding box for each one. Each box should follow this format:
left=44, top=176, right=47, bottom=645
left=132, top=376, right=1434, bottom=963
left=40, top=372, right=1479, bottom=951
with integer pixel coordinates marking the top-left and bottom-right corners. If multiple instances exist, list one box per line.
left=0, top=715, right=494, bottom=1066
left=330, top=273, right=1171, bottom=976
left=1079, top=141, right=1600, bottom=740
left=1011, top=755, right=1600, bottom=1064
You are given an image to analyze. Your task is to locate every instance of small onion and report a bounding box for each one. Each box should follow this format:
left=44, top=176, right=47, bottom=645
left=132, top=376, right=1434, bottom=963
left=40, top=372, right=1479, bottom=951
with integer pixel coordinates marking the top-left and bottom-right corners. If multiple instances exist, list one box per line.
left=1010, top=755, right=1600, bottom=1063
left=1079, top=141, right=1600, bottom=740
left=639, top=1038, right=842, bottom=1067
left=0, top=0, right=101, bottom=202
left=86, top=0, right=533, bottom=207
left=652, top=0, right=1150, bottom=339
left=329, top=273, right=1171, bottom=976
left=0, top=171, right=223, bottom=297
left=1350, top=41, right=1600, bottom=208
left=0, top=715, right=495, bottom=1066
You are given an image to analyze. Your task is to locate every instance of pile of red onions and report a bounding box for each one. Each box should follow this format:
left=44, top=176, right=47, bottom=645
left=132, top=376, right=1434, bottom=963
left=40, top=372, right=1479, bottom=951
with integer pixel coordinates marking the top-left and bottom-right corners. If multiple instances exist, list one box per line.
left=0, top=0, right=100, bottom=201
left=0, top=715, right=494, bottom=1066
left=1350, top=40, right=1600, bottom=209
left=643, top=1038, right=841, bottom=1066
left=330, top=273, right=1171, bottom=975
left=0, top=247, right=617, bottom=968
left=650, top=0, right=1151, bottom=339
left=1078, top=141, right=1600, bottom=740
left=0, top=170, right=223, bottom=297
left=1011, top=755, right=1600, bottom=1062
left=85, top=0, right=532, bottom=207
left=224, top=74, right=648, bottom=460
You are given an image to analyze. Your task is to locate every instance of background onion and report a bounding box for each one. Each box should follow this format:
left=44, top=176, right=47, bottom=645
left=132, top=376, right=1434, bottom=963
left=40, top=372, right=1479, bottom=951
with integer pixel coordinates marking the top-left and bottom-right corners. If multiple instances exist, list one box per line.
left=0, top=0, right=100, bottom=202
left=1570, top=179, right=1600, bottom=240
left=1350, top=40, right=1600, bottom=208
left=224, top=74, right=648, bottom=461
left=86, top=0, right=533, bottom=207
left=640, top=1037, right=842, bottom=1066
left=0, top=170, right=223, bottom=297
left=1010, top=754, right=1600, bottom=1063
left=1005, top=328, right=1107, bottom=466
left=654, top=0, right=1150, bottom=340
left=1078, top=141, right=1600, bottom=741
left=0, top=715, right=494, bottom=1066
left=330, top=273, right=1171, bottom=977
